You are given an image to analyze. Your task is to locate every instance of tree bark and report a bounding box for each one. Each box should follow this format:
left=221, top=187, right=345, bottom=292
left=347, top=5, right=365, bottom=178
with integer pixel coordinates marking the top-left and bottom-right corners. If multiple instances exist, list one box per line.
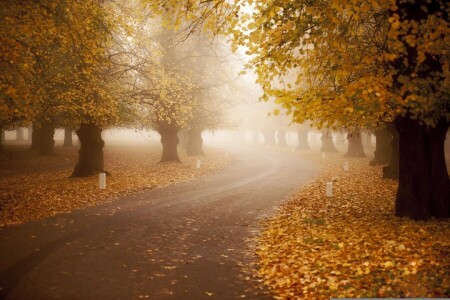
left=71, top=123, right=106, bottom=177
left=276, top=130, right=287, bottom=147
left=16, top=128, right=24, bottom=141
left=158, top=123, right=180, bottom=163
left=383, top=127, right=399, bottom=180
left=63, top=127, right=73, bottom=147
left=263, top=130, right=275, bottom=145
left=395, top=116, right=449, bottom=220
left=345, top=130, right=366, bottom=158
left=370, top=128, right=392, bottom=166
left=30, top=125, right=41, bottom=150
left=321, top=129, right=338, bottom=153
left=38, top=121, right=55, bottom=156
left=296, top=129, right=310, bottom=150
left=0, top=125, right=4, bottom=153
left=187, top=128, right=204, bottom=156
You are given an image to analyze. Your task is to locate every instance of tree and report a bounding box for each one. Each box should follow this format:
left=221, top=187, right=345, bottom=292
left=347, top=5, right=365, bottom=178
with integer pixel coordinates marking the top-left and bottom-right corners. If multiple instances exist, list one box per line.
left=63, top=128, right=73, bottom=147
left=232, top=0, right=449, bottom=220
left=371, top=127, right=392, bottom=166
left=345, top=130, right=366, bottom=158
left=321, top=129, right=338, bottom=153
left=1, top=0, right=127, bottom=174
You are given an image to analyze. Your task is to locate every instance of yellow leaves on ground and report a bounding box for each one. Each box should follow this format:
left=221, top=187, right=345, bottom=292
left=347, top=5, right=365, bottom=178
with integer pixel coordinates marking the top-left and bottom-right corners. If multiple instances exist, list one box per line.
left=256, top=152, right=449, bottom=299
left=0, top=145, right=233, bottom=226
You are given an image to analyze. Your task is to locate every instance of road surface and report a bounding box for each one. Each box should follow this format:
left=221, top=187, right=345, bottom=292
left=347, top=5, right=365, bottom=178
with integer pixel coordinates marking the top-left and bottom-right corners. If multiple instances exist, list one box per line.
left=0, top=145, right=318, bottom=299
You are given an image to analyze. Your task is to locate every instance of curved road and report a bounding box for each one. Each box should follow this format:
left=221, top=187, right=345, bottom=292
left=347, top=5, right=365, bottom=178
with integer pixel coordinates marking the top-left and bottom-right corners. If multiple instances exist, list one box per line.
left=0, top=146, right=318, bottom=299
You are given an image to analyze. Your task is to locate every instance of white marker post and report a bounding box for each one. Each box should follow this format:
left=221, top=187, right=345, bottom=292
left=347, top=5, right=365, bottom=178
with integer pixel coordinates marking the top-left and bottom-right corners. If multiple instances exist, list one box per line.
left=99, top=173, right=106, bottom=190
left=196, top=159, right=201, bottom=169
left=326, top=182, right=333, bottom=197
left=344, top=161, right=349, bottom=172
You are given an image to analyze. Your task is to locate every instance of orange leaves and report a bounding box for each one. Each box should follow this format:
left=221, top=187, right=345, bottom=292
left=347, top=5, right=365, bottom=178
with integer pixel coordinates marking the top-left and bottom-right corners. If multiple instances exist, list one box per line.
left=0, top=145, right=233, bottom=226
left=256, top=152, right=450, bottom=298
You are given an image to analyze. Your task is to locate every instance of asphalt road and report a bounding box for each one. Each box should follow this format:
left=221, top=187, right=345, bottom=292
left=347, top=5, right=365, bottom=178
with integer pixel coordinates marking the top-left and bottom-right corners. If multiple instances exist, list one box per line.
left=0, top=145, right=318, bottom=300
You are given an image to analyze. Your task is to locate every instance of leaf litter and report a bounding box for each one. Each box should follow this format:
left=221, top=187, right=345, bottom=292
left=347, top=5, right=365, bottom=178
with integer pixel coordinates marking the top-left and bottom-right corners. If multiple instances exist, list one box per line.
left=256, top=151, right=449, bottom=299
left=0, top=144, right=233, bottom=226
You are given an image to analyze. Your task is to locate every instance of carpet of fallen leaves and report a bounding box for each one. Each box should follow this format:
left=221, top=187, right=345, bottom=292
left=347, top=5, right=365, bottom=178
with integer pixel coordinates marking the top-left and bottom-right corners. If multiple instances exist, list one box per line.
left=256, top=151, right=450, bottom=299
left=0, top=143, right=233, bottom=226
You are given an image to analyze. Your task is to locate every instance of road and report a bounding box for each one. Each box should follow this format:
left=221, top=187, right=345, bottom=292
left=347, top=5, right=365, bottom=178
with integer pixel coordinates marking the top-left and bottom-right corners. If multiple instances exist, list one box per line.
left=0, top=145, right=318, bottom=299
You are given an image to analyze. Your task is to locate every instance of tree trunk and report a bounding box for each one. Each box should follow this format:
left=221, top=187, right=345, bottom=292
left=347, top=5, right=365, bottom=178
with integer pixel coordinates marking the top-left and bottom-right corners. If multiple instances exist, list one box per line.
left=16, top=128, right=24, bottom=141
left=30, top=125, right=41, bottom=150
left=382, top=127, right=399, bottom=179
left=296, top=129, right=310, bottom=150
left=370, top=128, right=392, bottom=165
left=345, top=130, right=366, bottom=158
left=0, top=125, right=4, bottom=153
left=276, top=130, right=287, bottom=147
left=321, top=129, right=338, bottom=153
left=38, top=122, right=55, bottom=156
left=71, top=123, right=106, bottom=177
left=395, top=116, right=449, bottom=220
left=158, top=124, right=180, bottom=163
left=187, top=128, right=204, bottom=156
left=63, top=127, right=73, bottom=147
left=263, top=130, right=275, bottom=145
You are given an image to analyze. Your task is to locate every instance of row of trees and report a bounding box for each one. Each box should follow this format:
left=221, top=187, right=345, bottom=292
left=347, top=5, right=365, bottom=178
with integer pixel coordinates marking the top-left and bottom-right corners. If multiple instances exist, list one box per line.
left=154, top=0, right=449, bottom=220
left=229, top=0, right=449, bottom=220
left=1, top=0, right=237, bottom=174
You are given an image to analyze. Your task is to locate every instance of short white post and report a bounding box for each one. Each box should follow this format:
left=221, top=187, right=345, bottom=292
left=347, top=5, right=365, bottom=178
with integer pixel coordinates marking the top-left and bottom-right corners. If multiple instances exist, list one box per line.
left=344, top=161, right=349, bottom=172
left=321, top=152, right=326, bottom=160
left=99, top=173, right=106, bottom=190
left=196, top=159, right=201, bottom=169
left=326, top=182, right=333, bottom=197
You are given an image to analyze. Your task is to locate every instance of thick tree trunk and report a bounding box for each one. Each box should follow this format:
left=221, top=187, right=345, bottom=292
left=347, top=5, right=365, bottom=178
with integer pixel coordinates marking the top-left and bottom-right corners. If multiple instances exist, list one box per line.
left=395, top=116, right=449, bottom=220
left=30, top=125, right=41, bottom=150
left=187, top=128, right=204, bottom=156
left=63, top=128, right=73, bottom=147
left=0, top=125, right=4, bottom=153
left=38, top=122, right=55, bottom=156
left=345, top=130, right=366, bottom=158
left=158, top=124, right=180, bottom=163
left=370, top=128, right=392, bottom=165
left=296, top=129, right=310, bottom=150
left=321, top=129, right=338, bottom=153
left=382, top=127, right=399, bottom=179
left=16, top=128, right=24, bottom=141
left=71, top=123, right=106, bottom=177
left=263, top=130, right=275, bottom=145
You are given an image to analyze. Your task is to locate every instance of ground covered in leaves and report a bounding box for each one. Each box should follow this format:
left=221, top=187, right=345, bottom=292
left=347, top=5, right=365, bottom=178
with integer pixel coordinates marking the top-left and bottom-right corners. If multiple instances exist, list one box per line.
left=0, top=142, right=233, bottom=226
left=256, top=151, right=450, bottom=299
